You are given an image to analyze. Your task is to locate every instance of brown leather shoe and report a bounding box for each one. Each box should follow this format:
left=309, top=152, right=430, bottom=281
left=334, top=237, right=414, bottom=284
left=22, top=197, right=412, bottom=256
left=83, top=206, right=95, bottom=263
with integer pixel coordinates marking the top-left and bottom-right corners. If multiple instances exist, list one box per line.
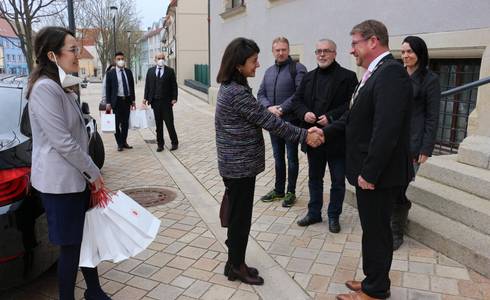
left=227, top=263, right=264, bottom=285
left=336, top=290, right=382, bottom=300
left=345, top=280, right=362, bottom=291
left=224, top=261, right=258, bottom=277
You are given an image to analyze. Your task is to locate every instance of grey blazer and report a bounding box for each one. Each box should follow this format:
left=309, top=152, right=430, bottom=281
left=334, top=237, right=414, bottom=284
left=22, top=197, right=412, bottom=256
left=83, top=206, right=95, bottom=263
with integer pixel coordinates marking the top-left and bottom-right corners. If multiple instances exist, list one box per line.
left=29, top=77, right=100, bottom=194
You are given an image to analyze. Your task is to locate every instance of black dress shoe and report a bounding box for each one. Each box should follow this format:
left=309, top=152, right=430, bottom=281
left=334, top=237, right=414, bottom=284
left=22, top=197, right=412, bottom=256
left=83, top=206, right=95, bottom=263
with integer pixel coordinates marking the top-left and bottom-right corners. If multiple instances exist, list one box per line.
left=84, top=289, right=111, bottom=300
left=123, top=143, right=133, bottom=149
left=329, top=218, right=341, bottom=233
left=224, top=261, right=258, bottom=277
left=156, top=147, right=164, bottom=152
left=117, top=146, right=123, bottom=151
left=170, top=144, right=178, bottom=151
left=297, top=215, right=322, bottom=227
left=227, top=263, right=264, bottom=285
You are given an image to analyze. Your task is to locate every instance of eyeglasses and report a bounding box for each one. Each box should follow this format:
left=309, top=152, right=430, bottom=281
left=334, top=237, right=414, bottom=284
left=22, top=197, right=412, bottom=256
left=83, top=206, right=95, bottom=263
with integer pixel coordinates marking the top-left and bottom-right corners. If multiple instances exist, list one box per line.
left=62, top=46, right=81, bottom=56
left=314, top=49, right=335, bottom=55
left=351, top=36, right=375, bottom=48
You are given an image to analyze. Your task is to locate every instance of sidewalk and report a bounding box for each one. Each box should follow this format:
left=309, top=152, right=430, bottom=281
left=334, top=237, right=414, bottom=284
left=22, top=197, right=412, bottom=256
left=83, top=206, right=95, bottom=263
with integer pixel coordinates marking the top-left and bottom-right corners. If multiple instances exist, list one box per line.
left=3, top=82, right=489, bottom=300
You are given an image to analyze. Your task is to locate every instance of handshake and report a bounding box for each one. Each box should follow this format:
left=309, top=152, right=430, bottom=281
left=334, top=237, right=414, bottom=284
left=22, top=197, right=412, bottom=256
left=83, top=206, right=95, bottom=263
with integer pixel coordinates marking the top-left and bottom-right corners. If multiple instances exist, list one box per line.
left=306, top=127, right=325, bottom=148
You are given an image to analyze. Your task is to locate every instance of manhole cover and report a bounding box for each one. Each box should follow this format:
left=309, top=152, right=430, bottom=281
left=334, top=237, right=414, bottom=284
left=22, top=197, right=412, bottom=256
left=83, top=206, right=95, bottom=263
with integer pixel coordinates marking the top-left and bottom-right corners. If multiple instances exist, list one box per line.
left=123, top=187, right=177, bottom=207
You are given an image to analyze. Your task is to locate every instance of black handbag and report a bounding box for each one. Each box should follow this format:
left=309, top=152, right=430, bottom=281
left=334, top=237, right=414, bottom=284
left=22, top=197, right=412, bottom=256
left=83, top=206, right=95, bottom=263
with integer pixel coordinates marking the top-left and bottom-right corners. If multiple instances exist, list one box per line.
left=98, top=98, right=106, bottom=111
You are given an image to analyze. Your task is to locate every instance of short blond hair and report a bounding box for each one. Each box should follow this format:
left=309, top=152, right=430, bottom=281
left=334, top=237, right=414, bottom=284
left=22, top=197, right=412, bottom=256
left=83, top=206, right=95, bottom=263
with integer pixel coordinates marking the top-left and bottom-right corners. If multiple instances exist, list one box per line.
left=350, top=19, right=389, bottom=47
left=272, top=36, right=289, bottom=48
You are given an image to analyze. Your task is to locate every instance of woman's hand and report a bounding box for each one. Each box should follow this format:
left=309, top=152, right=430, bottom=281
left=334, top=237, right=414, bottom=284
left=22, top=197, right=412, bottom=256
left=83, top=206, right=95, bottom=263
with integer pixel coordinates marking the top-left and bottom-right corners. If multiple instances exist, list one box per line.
left=92, top=175, right=104, bottom=192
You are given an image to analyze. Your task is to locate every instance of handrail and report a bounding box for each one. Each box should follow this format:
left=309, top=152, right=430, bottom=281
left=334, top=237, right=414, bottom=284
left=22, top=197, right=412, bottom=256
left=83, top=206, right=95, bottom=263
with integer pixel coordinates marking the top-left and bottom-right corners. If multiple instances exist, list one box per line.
left=441, top=76, right=490, bottom=97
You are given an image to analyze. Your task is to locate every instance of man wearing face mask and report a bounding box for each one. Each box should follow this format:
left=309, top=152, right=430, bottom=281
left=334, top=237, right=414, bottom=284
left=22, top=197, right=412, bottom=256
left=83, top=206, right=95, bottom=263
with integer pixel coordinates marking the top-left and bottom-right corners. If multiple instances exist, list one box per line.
left=106, top=51, right=136, bottom=151
left=143, top=52, right=178, bottom=152
left=283, top=39, right=358, bottom=232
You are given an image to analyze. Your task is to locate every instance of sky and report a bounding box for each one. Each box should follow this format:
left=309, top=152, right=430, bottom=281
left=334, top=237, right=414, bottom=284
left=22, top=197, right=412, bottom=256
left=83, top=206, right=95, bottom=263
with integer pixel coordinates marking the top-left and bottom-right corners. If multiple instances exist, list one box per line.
left=135, top=0, right=170, bottom=30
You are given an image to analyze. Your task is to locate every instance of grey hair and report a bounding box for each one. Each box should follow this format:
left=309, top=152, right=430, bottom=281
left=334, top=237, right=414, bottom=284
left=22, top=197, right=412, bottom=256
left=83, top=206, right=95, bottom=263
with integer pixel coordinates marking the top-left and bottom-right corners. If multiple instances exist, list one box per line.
left=317, top=39, right=337, bottom=51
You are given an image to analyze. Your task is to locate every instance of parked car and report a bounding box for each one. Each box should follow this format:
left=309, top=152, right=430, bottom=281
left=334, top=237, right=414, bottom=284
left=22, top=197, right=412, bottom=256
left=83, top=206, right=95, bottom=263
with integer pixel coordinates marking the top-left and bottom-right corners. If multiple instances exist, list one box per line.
left=0, top=77, right=104, bottom=290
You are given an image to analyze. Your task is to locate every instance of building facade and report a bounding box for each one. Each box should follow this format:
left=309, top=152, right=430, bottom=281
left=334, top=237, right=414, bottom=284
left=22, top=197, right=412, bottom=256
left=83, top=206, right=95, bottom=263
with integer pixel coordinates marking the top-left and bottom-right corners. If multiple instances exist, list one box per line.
left=0, top=19, right=27, bottom=75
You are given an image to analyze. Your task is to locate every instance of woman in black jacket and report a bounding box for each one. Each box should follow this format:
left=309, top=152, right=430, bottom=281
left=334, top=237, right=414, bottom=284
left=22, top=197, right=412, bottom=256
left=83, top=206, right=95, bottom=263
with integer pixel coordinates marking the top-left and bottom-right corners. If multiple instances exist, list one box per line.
left=215, top=38, right=323, bottom=285
left=392, top=36, right=441, bottom=250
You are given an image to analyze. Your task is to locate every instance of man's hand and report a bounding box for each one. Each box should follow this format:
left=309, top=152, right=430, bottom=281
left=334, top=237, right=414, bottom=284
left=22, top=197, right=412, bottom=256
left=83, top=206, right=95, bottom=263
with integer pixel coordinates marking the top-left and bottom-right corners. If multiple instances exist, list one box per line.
left=143, top=99, right=149, bottom=106
left=418, top=154, right=429, bottom=164
left=131, top=101, right=136, bottom=109
left=304, top=112, right=317, bottom=124
left=306, top=127, right=325, bottom=148
left=358, top=175, right=375, bottom=190
left=105, top=103, right=111, bottom=114
left=268, top=105, right=282, bottom=117
left=171, top=99, right=177, bottom=106
left=317, top=115, right=329, bottom=127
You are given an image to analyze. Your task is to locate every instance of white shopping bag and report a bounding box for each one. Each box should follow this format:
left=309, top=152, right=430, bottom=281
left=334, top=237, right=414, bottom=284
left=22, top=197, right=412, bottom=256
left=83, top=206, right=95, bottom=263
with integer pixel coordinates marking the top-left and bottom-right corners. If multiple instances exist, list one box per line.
left=103, top=191, right=161, bottom=240
left=79, top=211, right=100, bottom=268
left=100, top=113, right=116, bottom=133
left=136, top=109, right=149, bottom=129
left=129, top=110, right=140, bottom=129
left=145, top=108, right=156, bottom=128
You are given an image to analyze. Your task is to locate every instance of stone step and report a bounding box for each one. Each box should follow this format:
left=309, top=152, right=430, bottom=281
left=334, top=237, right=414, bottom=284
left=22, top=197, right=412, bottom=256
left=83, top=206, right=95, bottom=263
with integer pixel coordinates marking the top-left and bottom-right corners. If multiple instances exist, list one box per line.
left=418, top=155, right=490, bottom=200
left=344, top=185, right=490, bottom=277
left=407, top=176, right=490, bottom=235
left=407, top=203, right=490, bottom=278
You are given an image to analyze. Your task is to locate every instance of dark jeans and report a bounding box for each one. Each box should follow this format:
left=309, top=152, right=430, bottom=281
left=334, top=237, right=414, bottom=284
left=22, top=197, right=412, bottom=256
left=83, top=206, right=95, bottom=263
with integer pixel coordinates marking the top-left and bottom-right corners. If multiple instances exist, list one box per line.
left=306, top=148, right=346, bottom=220
left=114, top=97, right=131, bottom=147
left=151, top=100, right=178, bottom=147
left=270, top=133, right=299, bottom=194
left=222, top=176, right=255, bottom=267
left=356, top=186, right=399, bottom=299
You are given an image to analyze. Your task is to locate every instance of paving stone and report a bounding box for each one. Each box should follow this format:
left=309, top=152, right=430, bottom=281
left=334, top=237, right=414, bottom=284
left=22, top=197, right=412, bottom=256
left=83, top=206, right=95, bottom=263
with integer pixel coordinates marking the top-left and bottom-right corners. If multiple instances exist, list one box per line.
left=331, top=268, right=355, bottom=284
left=403, top=273, right=430, bottom=290
left=307, top=275, right=330, bottom=293
left=287, top=257, right=314, bottom=273
left=189, top=236, right=216, bottom=249
left=322, top=243, right=344, bottom=253
left=147, top=283, right=184, bottom=300
left=182, top=280, right=212, bottom=298
left=148, top=242, right=167, bottom=251
left=192, top=257, right=220, bottom=272
left=167, top=256, right=196, bottom=270
left=317, top=251, right=341, bottom=265
left=292, top=272, right=312, bottom=289
left=391, top=259, right=409, bottom=272
left=457, top=280, right=483, bottom=299
left=151, top=267, right=182, bottom=284
left=171, top=275, right=195, bottom=289
left=178, top=246, right=207, bottom=259
left=408, top=289, right=441, bottom=300
left=409, top=261, right=434, bottom=275
left=114, top=259, right=142, bottom=273
left=435, top=265, right=470, bottom=280
left=146, top=252, right=175, bottom=267
left=269, top=243, right=295, bottom=256
left=112, top=286, right=147, bottom=300
left=310, top=263, right=335, bottom=277
left=101, top=280, right=125, bottom=295
left=103, top=269, right=133, bottom=283
left=292, top=247, right=319, bottom=260
left=126, top=276, right=159, bottom=291
left=430, top=276, right=459, bottom=295
left=134, top=249, right=157, bottom=261
left=201, top=284, right=235, bottom=300
left=130, top=264, right=160, bottom=278
left=327, top=282, right=350, bottom=295
left=229, top=289, right=260, bottom=300
left=338, top=256, right=359, bottom=271
left=178, top=232, right=200, bottom=243
left=182, top=267, right=214, bottom=281
left=164, top=242, right=188, bottom=254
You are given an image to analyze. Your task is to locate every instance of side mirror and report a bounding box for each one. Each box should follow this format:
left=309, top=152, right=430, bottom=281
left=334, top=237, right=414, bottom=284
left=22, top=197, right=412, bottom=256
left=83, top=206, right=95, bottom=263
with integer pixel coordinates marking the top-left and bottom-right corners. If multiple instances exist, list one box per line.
left=81, top=102, right=90, bottom=114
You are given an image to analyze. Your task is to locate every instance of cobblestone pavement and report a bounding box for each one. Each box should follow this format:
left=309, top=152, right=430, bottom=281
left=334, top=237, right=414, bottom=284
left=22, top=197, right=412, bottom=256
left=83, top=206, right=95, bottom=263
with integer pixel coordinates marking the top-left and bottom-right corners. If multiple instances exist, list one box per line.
left=2, top=82, right=490, bottom=300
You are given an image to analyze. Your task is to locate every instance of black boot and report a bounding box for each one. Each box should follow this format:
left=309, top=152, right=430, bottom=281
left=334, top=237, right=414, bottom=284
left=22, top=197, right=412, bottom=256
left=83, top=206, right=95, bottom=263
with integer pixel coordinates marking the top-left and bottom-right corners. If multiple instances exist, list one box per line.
left=391, top=201, right=411, bottom=250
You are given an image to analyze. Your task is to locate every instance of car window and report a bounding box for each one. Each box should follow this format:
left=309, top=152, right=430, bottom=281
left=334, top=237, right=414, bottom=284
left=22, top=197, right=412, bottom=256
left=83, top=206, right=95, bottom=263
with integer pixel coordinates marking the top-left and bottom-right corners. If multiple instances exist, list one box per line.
left=0, top=86, right=24, bottom=134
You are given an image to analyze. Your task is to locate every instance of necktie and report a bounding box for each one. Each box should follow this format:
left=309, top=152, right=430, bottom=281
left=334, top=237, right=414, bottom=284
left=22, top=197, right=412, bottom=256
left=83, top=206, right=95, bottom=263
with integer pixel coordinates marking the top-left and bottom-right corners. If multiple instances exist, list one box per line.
left=350, top=70, right=372, bottom=108
left=121, top=69, right=129, bottom=97
left=361, top=69, right=372, bottom=86
left=157, top=67, right=161, bottom=78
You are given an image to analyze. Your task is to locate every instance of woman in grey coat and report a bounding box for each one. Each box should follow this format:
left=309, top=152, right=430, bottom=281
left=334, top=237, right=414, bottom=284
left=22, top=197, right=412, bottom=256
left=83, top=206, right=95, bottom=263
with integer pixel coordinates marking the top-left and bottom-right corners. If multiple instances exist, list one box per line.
left=215, top=37, right=323, bottom=285
left=392, top=35, right=441, bottom=250
left=27, top=27, right=109, bottom=300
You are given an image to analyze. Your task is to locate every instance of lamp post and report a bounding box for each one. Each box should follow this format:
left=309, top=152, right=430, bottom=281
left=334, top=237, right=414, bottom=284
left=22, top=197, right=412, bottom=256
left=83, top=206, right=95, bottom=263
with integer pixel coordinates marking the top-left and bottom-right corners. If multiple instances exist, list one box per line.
left=110, top=6, right=118, bottom=56
left=126, top=30, right=131, bottom=71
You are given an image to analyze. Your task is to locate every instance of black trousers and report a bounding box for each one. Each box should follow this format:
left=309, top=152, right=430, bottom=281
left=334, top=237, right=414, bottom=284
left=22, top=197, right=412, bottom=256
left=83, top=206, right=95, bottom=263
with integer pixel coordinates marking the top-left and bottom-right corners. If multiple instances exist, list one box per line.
left=222, top=176, right=256, bottom=267
left=151, top=100, right=178, bottom=147
left=114, top=97, right=131, bottom=147
left=356, top=186, right=400, bottom=299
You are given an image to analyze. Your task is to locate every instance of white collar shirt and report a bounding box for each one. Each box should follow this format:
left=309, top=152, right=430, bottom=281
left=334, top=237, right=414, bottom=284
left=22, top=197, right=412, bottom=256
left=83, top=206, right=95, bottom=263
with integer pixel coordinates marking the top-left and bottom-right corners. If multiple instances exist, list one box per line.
left=155, top=66, right=164, bottom=78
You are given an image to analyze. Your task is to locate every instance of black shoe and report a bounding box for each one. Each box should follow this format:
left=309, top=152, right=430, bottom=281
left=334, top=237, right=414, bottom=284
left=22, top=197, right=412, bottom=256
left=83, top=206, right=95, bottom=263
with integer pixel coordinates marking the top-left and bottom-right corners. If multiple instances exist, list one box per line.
left=297, top=215, right=322, bottom=227
left=117, top=146, right=123, bottom=151
left=224, top=261, right=258, bottom=277
left=84, top=289, right=111, bottom=300
left=123, top=143, right=133, bottom=149
left=328, top=218, right=341, bottom=233
left=156, top=147, right=164, bottom=152
left=227, top=263, right=264, bottom=285
left=170, top=144, right=178, bottom=151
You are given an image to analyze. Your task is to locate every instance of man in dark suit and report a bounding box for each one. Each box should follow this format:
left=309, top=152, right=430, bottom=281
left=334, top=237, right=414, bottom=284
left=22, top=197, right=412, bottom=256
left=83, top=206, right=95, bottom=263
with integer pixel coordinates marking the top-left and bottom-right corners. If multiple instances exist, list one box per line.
left=283, top=38, right=357, bottom=232
left=143, top=52, right=178, bottom=152
left=105, top=51, right=135, bottom=151
left=323, top=20, right=413, bottom=300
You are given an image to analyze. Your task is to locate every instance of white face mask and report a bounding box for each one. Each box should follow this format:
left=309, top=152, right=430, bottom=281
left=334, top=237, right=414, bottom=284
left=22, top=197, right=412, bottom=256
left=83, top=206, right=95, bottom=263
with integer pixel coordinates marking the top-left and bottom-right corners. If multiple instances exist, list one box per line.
left=157, top=59, right=165, bottom=67
left=116, top=60, right=126, bottom=68
left=49, top=52, right=83, bottom=88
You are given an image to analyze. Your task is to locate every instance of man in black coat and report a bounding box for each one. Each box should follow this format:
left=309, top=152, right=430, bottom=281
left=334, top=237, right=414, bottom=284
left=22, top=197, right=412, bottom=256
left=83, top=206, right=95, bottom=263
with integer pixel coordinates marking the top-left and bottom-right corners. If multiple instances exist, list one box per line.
left=282, top=39, right=357, bottom=233
left=324, top=20, right=413, bottom=300
left=105, top=51, right=136, bottom=151
left=143, top=52, right=178, bottom=152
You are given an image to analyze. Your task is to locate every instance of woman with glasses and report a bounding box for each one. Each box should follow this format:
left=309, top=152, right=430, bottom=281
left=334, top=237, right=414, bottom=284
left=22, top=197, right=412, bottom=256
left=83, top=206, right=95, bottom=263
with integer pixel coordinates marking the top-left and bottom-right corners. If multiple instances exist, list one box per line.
left=215, top=37, right=323, bottom=285
left=27, top=27, right=109, bottom=300
left=392, top=36, right=441, bottom=250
